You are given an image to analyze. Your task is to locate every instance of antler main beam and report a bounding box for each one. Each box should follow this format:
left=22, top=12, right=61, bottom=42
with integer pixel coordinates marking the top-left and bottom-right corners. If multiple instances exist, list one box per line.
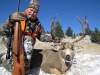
left=71, top=12, right=90, bottom=46
left=76, top=12, right=87, bottom=34
left=51, top=14, right=58, bottom=39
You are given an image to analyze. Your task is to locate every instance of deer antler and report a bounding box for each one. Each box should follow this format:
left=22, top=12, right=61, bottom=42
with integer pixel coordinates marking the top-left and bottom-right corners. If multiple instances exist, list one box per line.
left=51, top=14, right=58, bottom=39
left=76, top=12, right=87, bottom=34
left=71, top=12, right=90, bottom=46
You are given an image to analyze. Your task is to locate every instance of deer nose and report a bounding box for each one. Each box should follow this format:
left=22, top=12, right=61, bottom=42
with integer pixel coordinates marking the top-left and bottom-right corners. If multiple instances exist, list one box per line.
left=66, top=55, right=71, bottom=61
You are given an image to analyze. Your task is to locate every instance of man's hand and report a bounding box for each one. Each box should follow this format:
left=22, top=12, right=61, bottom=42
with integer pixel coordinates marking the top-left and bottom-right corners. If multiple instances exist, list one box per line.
left=9, top=12, right=27, bottom=22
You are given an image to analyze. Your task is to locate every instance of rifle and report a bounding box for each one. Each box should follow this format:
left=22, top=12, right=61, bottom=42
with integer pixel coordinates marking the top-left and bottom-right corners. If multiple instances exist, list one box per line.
left=11, top=0, right=25, bottom=74
left=12, top=22, right=25, bottom=75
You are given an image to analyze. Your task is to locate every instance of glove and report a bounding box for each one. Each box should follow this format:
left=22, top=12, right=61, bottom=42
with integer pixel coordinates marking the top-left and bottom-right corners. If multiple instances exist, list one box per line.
left=9, top=12, right=27, bottom=23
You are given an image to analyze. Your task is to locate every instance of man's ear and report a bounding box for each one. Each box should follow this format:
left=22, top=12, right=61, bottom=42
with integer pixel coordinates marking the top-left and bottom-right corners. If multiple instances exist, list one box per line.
left=25, top=9, right=28, bottom=15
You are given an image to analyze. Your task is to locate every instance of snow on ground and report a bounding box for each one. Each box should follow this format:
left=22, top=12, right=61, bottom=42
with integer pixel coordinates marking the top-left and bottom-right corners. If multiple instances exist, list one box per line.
left=71, top=53, right=100, bottom=75
left=0, top=51, right=100, bottom=75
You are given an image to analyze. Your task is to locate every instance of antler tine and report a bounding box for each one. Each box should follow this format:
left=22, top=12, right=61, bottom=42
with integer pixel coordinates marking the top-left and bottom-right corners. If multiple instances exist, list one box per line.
left=84, top=14, right=90, bottom=34
left=51, top=14, right=58, bottom=30
left=84, top=11, right=87, bottom=21
left=83, top=12, right=87, bottom=27
left=76, top=15, right=85, bottom=34
left=76, top=15, right=83, bottom=25
left=51, top=14, right=58, bottom=39
left=53, top=14, right=58, bottom=20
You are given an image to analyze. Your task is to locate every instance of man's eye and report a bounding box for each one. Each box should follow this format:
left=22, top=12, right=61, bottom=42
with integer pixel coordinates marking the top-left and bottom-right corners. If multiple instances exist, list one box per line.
left=31, top=10, right=33, bottom=11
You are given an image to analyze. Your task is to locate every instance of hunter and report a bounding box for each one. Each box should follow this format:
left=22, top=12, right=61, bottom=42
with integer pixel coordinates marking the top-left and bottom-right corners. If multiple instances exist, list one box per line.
left=0, top=0, right=53, bottom=74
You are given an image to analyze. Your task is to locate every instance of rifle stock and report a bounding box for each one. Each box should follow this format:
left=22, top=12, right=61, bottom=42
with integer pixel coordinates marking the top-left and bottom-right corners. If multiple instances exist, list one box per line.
left=12, top=22, right=25, bottom=75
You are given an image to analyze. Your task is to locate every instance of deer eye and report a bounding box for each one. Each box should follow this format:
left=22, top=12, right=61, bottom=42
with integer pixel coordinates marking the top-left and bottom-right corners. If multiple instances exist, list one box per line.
left=62, top=48, right=64, bottom=50
left=71, top=46, right=74, bottom=50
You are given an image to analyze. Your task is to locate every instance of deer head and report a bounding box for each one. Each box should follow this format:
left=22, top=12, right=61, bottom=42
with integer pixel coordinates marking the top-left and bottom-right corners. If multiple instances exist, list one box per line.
left=51, top=12, right=90, bottom=66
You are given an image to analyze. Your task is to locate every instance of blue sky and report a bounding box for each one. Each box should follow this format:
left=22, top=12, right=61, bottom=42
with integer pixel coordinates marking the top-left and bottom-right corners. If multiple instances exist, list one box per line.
left=0, top=0, right=100, bottom=34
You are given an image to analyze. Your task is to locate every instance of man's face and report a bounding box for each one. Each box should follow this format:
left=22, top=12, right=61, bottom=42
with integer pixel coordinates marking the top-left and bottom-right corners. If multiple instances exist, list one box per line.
left=26, top=8, right=38, bottom=20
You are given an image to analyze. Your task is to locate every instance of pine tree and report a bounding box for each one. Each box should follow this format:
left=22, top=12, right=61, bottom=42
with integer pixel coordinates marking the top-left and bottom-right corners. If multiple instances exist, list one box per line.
left=55, top=21, right=64, bottom=38
left=66, top=27, right=73, bottom=37
left=79, top=32, right=83, bottom=36
left=90, top=27, right=100, bottom=43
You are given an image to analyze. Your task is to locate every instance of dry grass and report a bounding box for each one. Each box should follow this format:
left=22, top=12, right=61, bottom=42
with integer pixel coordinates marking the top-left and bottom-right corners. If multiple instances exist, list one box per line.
left=76, top=42, right=100, bottom=54
left=0, top=35, right=100, bottom=54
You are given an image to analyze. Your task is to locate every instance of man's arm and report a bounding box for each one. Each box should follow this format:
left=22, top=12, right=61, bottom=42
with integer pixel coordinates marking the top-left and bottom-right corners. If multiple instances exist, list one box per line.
left=0, top=19, right=13, bottom=36
left=36, top=25, right=53, bottom=42
left=0, top=12, right=27, bottom=35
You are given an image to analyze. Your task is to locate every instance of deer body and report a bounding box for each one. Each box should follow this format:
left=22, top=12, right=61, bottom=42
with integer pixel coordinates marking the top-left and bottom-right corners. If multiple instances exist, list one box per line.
left=30, top=43, right=75, bottom=75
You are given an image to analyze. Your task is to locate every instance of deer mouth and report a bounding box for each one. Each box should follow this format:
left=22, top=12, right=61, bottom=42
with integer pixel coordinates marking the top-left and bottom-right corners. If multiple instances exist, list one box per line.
left=65, top=55, right=72, bottom=64
left=65, top=56, right=72, bottom=67
left=65, top=59, right=71, bottom=63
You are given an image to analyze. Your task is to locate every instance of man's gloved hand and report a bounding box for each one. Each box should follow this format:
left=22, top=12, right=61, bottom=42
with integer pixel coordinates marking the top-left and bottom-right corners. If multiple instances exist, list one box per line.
left=9, top=12, right=27, bottom=23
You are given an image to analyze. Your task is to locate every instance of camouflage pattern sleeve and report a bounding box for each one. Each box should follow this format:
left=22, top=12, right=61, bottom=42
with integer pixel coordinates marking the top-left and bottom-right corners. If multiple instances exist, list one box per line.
left=0, top=19, right=13, bottom=35
left=37, top=25, right=53, bottom=42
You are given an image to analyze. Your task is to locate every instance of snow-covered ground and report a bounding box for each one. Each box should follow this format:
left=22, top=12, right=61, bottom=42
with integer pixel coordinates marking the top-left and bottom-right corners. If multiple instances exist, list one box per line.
left=0, top=52, right=100, bottom=75
left=71, top=53, right=100, bottom=75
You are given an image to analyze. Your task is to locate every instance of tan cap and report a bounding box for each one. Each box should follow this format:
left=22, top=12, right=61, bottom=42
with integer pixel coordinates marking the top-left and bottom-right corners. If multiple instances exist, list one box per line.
left=28, top=0, right=40, bottom=12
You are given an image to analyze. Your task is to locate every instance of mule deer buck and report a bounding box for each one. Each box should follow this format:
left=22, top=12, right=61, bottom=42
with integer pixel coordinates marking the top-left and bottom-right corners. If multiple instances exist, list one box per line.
left=30, top=12, right=90, bottom=75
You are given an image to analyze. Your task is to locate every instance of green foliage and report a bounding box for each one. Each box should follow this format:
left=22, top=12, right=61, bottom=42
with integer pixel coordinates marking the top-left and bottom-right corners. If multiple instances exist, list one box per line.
left=55, top=21, right=64, bottom=38
left=66, top=27, right=73, bottom=37
left=72, top=33, right=76, bottom=39
left=90, top=27, right=100, bottom=43
left=79, top=32, right=83, bottom=36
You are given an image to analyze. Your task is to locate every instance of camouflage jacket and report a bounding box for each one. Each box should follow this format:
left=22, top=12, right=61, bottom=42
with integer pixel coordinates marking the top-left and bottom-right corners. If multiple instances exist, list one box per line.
left=0, top=12, right=52, bottom=42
